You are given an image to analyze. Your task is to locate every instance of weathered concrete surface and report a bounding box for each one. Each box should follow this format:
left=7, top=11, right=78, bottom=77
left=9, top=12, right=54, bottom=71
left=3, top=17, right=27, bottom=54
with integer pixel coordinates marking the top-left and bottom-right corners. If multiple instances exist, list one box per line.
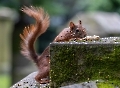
left=10, top=71, right=98, bottom=88
left=10, top=71, right=50, bottom=88
left=61, top=81, right=97, bottom=88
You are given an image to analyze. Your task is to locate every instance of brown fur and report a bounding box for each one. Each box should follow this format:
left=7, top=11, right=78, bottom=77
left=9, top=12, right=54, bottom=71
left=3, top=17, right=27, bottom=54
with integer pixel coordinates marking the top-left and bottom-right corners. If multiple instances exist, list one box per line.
left=20, top=6, right=86, bottom=84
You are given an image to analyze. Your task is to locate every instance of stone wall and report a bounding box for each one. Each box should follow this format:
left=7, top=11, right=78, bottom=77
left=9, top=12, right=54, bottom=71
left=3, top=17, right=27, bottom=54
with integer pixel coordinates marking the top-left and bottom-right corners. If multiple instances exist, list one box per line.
left=50, top=37, right=120, bottom=87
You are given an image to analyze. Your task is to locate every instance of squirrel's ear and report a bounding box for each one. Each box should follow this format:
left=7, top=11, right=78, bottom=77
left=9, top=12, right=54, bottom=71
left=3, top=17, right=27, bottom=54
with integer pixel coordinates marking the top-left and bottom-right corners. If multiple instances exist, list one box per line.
left=79, top=20, right=82, bottom=25
left=69, top=21, right=75, bottom=30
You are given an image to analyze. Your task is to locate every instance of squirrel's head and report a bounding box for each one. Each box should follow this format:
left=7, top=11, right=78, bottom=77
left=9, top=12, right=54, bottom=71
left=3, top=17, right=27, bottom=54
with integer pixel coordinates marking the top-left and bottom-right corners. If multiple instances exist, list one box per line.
left=54, top=20, right=87, bottom=42
left=69, top=20, right=86, bottom=38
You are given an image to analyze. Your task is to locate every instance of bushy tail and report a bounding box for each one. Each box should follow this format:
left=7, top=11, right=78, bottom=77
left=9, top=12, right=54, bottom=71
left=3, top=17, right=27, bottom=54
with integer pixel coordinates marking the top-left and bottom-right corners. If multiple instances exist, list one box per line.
left=20, top=6, right=49, bottom=63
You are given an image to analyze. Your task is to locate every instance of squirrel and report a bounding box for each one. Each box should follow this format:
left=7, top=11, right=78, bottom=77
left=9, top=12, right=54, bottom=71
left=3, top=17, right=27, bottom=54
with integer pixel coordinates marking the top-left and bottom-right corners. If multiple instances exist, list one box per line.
left=20, top=6, right=87, bottom=84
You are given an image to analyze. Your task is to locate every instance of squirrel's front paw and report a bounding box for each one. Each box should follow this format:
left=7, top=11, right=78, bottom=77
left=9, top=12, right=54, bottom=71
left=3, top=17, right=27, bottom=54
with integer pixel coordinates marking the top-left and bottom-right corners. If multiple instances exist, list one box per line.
left=69, top=38, right=82, bottom=41
left=35, top=77, right=49, bottom=84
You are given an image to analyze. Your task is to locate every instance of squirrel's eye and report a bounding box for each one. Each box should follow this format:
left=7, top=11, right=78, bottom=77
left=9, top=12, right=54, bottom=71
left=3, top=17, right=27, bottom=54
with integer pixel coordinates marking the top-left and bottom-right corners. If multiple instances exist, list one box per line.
left=76, top=29, right=79, bottom=33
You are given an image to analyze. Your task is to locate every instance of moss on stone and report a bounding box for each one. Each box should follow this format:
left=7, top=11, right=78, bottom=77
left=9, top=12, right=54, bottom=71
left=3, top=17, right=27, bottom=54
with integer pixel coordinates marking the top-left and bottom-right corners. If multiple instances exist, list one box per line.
left=50, top=37, right=120, bottom=87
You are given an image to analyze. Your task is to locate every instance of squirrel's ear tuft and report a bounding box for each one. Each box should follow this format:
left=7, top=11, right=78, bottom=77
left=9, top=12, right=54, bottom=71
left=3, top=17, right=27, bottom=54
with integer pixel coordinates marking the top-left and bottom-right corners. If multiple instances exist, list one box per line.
left=79, top=20, right=82, bottom=25
left=69, top=21, right=75, bottom=30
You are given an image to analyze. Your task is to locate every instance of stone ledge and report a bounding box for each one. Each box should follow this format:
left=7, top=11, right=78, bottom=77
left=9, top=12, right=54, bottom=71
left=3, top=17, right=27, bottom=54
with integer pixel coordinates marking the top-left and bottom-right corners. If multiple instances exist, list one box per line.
left=10, top=71, right=98, bottom=88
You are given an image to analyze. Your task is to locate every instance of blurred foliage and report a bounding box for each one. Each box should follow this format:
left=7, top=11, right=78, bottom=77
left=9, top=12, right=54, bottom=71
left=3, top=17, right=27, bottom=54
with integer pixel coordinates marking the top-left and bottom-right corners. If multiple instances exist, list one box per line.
left=84, top=0, right=120, bottom=13
left=0, top=0, right=20, bottom=9
left=0, top=0, right=120, bottom=14
left=0, top=74, right=10, bottom=88
left=0, top=0, right=70, bottom=15
left=32, top=0, right=67, bottom=15
left=0, top=0, right=120, bottom=20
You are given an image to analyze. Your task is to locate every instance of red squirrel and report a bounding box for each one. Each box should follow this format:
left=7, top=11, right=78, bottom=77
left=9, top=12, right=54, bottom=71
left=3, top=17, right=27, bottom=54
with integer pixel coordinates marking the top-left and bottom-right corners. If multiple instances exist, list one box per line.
left=20, top=6, right=87, bottom=84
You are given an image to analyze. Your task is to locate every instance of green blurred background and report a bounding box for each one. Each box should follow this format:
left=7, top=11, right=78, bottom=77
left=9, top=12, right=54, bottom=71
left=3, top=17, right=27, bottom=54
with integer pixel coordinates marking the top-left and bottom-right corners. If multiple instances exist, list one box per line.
left=0, top=0, right=120, bottom=88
